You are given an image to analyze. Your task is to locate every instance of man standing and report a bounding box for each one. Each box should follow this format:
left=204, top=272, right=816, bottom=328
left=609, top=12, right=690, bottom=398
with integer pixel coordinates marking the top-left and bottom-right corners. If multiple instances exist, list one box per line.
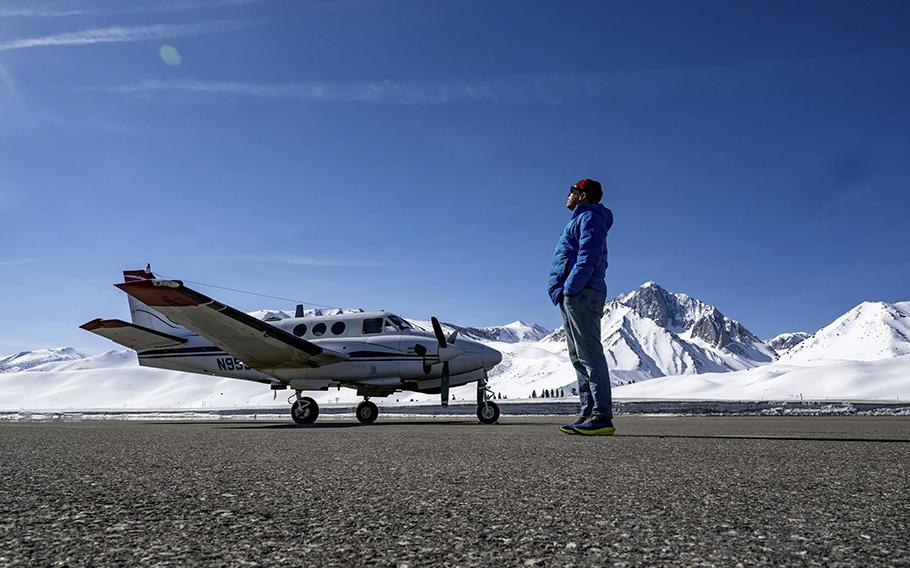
left=548, top=178, right=615, bottom=435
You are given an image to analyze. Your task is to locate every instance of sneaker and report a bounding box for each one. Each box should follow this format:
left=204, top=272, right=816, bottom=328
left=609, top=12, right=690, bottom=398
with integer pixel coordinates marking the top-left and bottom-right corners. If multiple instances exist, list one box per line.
left=559, top=416, right=589, bottom=435
left=574, top=414, right=615, bottom=436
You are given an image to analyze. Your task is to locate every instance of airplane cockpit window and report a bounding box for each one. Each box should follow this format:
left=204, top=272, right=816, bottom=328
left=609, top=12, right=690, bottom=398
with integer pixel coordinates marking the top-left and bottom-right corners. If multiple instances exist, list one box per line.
left=382, top=319, right=399, bottom=333
left=362, top=317, right=383, bottom=335
left=387, top=315, right=413, bottom=330
left=313, top=323, right=327, bottom=337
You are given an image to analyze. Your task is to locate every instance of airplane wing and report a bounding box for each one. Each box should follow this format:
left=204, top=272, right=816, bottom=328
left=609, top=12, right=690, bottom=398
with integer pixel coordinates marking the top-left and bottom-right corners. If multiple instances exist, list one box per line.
left=114, top=279, right=349, bottom=370
left=80, top=318, right=187, bottom=351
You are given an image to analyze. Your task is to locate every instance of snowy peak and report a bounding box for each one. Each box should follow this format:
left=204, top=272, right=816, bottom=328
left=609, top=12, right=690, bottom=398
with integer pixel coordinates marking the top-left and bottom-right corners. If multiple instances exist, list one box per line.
left=440, top=320, right=550, bottom=344
left=768, top=332, right=811, bottom=354
left=483, top=321, right=550, bottom=343
left=541, top=282, right=776, bottom=383
left=620, top=282, right=766, bottom=352
left=782, top=301, right=910, bottom=363
left=248, top=309, right=293, bottom=322
left=0, top=348, right=88, bottom=373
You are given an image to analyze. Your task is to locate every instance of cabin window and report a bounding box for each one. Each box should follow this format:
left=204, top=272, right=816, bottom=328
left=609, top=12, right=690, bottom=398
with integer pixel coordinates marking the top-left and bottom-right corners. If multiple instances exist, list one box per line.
left=362, top=317, right=383, bottom=335
left=331, top=322, right=346, bottom=335
left=312, top=323, right=327, bottom=337
left=292, top=324, right=307, bottom=337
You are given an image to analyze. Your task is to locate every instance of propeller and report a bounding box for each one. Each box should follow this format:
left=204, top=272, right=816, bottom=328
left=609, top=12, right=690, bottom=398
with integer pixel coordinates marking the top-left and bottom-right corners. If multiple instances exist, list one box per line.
left=430, top=317, right=463, bottom=407
left=431, top=316, right=447, bottom=347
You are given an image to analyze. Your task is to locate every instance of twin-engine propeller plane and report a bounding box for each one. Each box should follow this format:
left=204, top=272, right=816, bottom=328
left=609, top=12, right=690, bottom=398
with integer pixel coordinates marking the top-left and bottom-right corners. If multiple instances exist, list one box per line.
left=80, top=267, right=504, bottom=425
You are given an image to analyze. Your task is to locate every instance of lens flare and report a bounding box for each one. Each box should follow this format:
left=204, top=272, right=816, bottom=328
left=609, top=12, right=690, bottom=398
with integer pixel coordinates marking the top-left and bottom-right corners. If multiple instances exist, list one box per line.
left=159, top=45, right=182, bottom=66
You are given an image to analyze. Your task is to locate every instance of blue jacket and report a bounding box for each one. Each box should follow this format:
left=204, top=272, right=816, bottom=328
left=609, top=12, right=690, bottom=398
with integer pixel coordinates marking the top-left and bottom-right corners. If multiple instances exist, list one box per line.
left=548, top=203, right=613, bottom=305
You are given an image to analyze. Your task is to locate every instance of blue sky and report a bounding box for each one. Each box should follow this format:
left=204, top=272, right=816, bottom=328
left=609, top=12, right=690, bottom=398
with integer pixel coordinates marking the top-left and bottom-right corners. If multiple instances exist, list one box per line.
left=1, top=0, right=908, bottom=354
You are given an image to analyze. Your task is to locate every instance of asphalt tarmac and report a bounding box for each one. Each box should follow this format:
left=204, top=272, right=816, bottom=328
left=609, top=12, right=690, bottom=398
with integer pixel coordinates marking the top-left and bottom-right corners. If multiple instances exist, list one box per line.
left=1, top=416, right=908, bottom=567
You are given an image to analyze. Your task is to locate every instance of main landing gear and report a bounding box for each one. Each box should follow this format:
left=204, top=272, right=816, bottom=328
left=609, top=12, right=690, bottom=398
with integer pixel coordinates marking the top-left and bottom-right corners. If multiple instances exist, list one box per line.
left=356, top=399, right=379, bottom=424
left=477, top=373, right=500, bottom=425
left=290, top=391, right=319, bottom=425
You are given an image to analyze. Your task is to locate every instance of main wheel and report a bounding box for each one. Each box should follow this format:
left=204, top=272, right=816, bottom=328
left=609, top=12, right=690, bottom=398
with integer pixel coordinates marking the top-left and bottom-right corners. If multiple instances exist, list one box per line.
left=356, top=400, right=379, bottom=424
left=291, top=397, right=319, bottom=424
left=477, top=401, right=500, bottom=424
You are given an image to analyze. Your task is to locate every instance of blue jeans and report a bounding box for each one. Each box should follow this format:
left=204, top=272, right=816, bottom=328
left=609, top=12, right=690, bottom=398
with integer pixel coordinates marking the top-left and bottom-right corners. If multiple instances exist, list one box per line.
left=560, top=288, right=612, bottom=418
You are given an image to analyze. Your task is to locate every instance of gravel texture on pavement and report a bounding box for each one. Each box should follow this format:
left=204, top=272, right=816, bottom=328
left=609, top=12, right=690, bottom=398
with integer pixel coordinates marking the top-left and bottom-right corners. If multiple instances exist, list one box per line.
left=1, top=416, right=908, bottom=567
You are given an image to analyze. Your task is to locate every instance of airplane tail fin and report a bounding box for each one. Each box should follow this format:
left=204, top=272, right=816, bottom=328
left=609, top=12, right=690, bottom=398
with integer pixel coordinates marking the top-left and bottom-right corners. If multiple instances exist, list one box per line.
left=122, top=267, right=193, bottom=338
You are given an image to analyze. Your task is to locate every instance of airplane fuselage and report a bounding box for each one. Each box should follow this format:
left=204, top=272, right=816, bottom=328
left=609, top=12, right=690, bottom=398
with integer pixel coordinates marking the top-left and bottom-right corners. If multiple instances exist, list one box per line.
left=136, top=311, right=500, bottom=395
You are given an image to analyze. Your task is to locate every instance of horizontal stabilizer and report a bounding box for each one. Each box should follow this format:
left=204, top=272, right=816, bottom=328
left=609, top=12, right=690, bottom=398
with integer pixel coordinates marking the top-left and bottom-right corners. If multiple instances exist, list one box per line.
left=80, top=318, right=188, bottom=351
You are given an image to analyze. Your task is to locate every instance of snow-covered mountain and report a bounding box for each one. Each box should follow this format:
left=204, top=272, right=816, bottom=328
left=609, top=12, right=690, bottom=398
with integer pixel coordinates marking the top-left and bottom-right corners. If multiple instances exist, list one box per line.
left=767, top=332, right=811, bottom=355
left=781, top=301, right=910, bottom=363
left=542, top=282, right=776, bottom=384
left=612, top=355, right=910, bottom=401
left=0, top=348, right=88, bottom=373
left=614, top=299, right=910, bottom=401
left=442, top=321, right=550, bottom=344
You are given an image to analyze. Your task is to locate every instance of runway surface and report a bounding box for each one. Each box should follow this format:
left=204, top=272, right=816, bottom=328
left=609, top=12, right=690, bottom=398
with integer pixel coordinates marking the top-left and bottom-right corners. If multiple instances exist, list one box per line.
left=1, top=416, right=908, bottom=566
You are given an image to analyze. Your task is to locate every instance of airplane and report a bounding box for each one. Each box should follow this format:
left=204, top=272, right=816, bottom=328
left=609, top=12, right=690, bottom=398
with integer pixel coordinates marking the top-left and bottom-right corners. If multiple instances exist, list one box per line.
left=80, top=267, right=504, bottom=425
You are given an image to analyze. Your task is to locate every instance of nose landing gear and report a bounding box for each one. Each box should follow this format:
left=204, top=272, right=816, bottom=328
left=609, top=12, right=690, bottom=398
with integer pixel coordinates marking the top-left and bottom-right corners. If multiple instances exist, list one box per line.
left=477, top=373, right=499, bottom=425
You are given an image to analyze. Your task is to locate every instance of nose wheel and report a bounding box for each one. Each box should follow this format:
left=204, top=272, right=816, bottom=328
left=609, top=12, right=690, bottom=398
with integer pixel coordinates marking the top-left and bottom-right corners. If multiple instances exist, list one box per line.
left=476, top=373, right=500, bottom=424
left=356, top=400, right=379, bottom=424
left=291, top=395, right=319, bottom=425
left=477, top=401, right=500, bottom=424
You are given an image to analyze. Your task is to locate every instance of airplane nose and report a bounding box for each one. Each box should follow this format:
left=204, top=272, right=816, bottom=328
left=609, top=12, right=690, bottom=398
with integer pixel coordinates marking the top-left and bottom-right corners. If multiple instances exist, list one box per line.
left=482, top=345, right=503, bottom=370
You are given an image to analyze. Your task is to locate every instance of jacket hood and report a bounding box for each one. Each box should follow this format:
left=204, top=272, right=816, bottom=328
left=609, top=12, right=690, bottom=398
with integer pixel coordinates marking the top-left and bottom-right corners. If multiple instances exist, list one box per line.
left=572, top=203, right=610, bottom=219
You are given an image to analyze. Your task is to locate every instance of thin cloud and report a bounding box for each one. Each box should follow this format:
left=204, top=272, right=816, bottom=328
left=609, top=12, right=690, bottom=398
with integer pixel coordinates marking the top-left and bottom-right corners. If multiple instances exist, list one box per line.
left=0, top=19, right=255, bottom=53
left=0, top=8, right=83, bottom=17
left=99, top=54, right=895, bottom=105
left=0, top=259, right=39, bottom=266
left=0, top=0, right=263, bottom=17
left=94, top=67, right=721, bottom=104
left=100, top=76, right=591, bottom=104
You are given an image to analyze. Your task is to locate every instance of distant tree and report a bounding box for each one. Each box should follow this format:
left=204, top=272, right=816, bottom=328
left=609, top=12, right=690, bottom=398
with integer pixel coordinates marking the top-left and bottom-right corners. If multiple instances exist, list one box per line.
left=497, top=392, right=502, bottom=400
left=560, top=388, right=565, bottom=398
left=571, top=387, right=578, bottom=396
left=531, top=390, right=537, bottom=399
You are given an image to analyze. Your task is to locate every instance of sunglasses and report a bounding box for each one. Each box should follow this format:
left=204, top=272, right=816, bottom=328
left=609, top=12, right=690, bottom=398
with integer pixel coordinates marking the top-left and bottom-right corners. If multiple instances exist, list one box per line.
left=568, top=186, right=585, bottom=196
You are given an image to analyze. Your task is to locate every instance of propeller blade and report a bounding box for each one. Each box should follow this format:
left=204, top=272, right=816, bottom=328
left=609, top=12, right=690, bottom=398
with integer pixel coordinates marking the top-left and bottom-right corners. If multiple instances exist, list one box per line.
left=414, top=343, right=432, bottom=374
left=447, top=330, right=458, bottom=344
left=440, top=361, right=450, bottom=407
left=431, top=316, right=447, bottom=348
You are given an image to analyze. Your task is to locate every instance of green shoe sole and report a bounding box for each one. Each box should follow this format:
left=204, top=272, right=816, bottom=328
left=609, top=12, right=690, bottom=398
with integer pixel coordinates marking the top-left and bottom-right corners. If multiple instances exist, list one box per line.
left=576, top=426, right=616, bottom=436
left=559, top=426, right=579, bottom=435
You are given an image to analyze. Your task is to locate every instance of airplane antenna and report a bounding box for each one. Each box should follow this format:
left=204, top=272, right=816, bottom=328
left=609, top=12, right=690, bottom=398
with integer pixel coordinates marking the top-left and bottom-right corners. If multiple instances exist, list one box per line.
left=152, top=272, right=340, bottom=309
